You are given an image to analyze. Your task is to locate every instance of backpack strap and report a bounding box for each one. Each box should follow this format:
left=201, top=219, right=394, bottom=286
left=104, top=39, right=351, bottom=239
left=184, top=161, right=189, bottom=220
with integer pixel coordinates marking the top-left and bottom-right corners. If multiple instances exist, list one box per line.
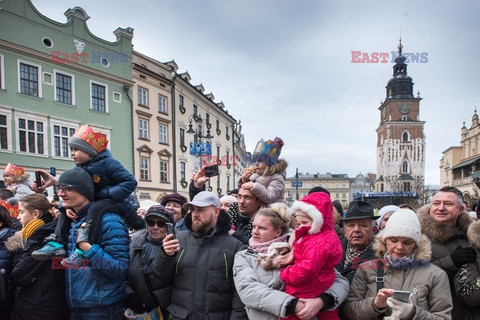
left=376, top=262, right=385, bottom=320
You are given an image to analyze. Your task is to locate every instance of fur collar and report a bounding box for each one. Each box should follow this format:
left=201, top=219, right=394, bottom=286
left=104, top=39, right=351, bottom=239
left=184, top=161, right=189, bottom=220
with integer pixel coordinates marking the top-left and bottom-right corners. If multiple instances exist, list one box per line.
left=374, top=231, right=432, bottom=261
left=184, top=209, right=232, bottom=235
left=417, top=204, right=471, bottom=244
left=468, top=220, right=480, bottom=251
left=4, top=230, right=22, bottom=252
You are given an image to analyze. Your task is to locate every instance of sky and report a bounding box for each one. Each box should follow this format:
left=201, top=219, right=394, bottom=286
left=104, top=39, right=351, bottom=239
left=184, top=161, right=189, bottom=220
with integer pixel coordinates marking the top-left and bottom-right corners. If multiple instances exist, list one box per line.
left=31, top=0, right=480, bottom=184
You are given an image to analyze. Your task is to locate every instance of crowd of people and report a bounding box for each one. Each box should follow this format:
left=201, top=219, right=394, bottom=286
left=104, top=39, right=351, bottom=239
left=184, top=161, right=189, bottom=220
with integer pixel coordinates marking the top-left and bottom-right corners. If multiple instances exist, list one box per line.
left=0, top=130, right=480, bottom=320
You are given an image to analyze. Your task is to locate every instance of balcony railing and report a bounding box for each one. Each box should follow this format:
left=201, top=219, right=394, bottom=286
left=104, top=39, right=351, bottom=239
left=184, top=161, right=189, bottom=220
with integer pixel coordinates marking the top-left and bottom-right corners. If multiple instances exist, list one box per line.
left=452, top=176, right=473, bottom=187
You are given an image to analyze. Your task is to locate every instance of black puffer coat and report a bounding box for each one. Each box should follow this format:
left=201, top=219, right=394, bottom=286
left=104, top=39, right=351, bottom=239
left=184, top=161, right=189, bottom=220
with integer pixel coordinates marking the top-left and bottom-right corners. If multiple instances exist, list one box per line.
left=10, top=219, right=69, bottom=320
left=151, top=210, right=247, bottom=320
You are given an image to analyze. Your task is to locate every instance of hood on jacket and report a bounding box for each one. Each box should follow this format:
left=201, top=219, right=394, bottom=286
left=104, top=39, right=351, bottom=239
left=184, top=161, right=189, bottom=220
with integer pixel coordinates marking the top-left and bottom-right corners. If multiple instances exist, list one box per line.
left=4, top=230, right=23, bottom=252
left=289, top=192, right=333, bottom=235
left=184, top=209, right=232, bottom=235
left=373, top=230, right=432, bottom=261
left=467, top=220, right=480, bottom=251
left=417, top=203, right=472, bottom=244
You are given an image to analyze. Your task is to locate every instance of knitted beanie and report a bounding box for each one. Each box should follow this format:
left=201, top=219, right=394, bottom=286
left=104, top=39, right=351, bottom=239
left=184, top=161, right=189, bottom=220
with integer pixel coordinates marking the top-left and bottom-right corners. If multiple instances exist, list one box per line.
left=382, top=209, right=421, bottom=244
left=58, top=167, right=95, bottom=201
left=69, top=136, right=98, bottom=157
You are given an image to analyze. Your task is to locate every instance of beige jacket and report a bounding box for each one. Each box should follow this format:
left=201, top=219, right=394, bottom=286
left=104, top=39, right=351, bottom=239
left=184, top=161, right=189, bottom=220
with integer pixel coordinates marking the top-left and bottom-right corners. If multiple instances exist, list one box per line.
left=344, top=232, right=452, bottom=320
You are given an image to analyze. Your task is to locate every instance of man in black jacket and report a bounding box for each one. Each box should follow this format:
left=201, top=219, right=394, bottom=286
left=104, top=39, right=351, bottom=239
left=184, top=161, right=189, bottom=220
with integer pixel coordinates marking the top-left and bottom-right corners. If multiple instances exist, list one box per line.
left=151, top=191, right=247, bottom=320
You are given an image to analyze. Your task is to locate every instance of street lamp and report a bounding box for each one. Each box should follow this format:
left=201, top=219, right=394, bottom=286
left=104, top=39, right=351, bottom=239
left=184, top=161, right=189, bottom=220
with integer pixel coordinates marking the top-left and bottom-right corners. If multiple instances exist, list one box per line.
left=186, top=114, right=213, bottom=139
left=186, top=114, right=213, bottom=170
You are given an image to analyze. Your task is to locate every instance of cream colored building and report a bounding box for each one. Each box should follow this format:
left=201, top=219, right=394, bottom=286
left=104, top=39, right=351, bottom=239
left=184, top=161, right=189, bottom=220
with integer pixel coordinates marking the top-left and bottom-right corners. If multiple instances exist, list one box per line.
left=131, top=52, right=247, bottom=201
left=285, top=172, right=350, bottom=207
left=440, top=109, right=480, bottom=205
left=132, top=51, right=174, bottom=201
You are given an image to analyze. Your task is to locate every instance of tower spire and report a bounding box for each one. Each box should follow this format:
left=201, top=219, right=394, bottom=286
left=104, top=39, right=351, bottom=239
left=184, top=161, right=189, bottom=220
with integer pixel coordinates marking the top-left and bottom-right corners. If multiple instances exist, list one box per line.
left=398, top=33, right=403, bottom=56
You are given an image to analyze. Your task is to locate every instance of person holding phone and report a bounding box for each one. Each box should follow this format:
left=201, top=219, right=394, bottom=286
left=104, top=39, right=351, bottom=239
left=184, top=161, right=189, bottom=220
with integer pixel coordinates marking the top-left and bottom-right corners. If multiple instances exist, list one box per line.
left=344, top=209, right=453, bottom=320
left=124, top=205, right=174, bottom=319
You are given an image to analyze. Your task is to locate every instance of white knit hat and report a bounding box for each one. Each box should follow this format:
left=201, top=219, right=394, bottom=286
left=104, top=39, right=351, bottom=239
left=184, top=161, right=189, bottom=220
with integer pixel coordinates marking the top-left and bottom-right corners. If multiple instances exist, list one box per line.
left=382, top=209, right=421, bottom=244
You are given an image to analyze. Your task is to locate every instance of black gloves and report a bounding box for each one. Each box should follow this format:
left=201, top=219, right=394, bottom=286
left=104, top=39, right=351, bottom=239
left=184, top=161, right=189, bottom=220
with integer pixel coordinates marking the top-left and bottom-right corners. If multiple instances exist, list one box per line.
left=451, top=246, right=477, bottom=268
left=126, top=294, right=145, bottom=314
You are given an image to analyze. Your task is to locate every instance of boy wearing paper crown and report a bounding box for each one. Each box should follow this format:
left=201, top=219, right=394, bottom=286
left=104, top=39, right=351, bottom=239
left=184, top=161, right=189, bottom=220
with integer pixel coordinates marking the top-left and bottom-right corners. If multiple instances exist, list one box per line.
left=2, top=163, right=35, bottom=204
left=238, top=137, right=287, bottom=205
left=32, top=124, right=142, bottom=263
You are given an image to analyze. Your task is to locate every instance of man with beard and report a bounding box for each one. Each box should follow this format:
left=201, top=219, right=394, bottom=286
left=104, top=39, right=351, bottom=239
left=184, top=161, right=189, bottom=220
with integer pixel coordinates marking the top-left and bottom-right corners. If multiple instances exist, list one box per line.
left=418, top=186, right=477, bottom=320
left=151, top=191, right=247, bottom=320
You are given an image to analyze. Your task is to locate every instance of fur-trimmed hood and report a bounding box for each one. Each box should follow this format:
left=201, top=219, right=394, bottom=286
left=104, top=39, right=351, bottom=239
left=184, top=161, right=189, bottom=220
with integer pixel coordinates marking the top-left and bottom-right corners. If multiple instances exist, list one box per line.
left=373, top=230, right=432, bottom=261
left=467, top=220, right=480, bottom=251
left=417, top=203, right=472, bottom=244
left=289, top=192, right=333, bottom=235
left=4, top=230, right=22, bottom=252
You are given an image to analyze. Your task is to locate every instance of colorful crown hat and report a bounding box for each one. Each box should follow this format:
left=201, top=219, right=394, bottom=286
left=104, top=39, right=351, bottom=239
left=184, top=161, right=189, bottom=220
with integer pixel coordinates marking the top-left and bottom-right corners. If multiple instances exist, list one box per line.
left=0, top=200, right=19, bottom=218
left=252, top=137, right=284, bottom=166
left=3, top=163, right=25, bottom=178
left=72, top=124, right=108, bottom=154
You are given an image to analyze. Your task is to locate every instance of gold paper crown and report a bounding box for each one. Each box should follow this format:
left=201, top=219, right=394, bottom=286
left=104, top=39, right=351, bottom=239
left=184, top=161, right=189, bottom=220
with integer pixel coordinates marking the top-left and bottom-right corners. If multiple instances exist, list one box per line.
left=4, top=163, right=25, bottom=178
left=0, top=200, right=19, bottom=218
left=72, top=124, right=108, bottom=153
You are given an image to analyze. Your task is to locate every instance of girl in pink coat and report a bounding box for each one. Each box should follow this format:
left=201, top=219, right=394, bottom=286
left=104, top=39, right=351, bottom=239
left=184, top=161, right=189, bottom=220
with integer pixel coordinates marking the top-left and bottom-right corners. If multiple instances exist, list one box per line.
left=280, top=192, right=343, bottom=320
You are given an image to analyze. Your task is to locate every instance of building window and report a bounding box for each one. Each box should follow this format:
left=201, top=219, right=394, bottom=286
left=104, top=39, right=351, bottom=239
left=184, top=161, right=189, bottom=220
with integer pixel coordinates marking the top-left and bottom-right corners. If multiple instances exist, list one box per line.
left=53, top=124, right=75, bottom=157
left=0, top=54, right=5, bottom=90
left=179, top=95, right=184, bottom=108
left=227, top=176, right=230, bottom=192
left=0, top=114, right=8, bottom=150
left=140, top=157, right=149, bottom=180
left=180, top=128, right=185, bottom=147
left=158, top=94, right=167, bottom=113
left=402, top=130, right=410, bottom=142
left=18, top=117, right=44, bottom=154
left=226, top=126, right=229, bottom=137
left=55, top=72, right=73, bottom=104
left=404, top=182, right=411, bottom=191
left=160, top=160, right=168, bottom=182
left=139, top=118, right=148, bottom=139
left=217, top=146, right=220, bottom=164
left=216, top=120, right=220, bottom=132
left=193, top=105, right=198, bottom=117
left=91, top=82, right=107, bottom=112
left=402, top=160, right=409, bottom=173
left=138, top=87, right=148, bottom=106
left=206, top=113, right=210, bottom=127
left=159, top=124, right=168, bottom=144
left=402, top=115, right=407, bottom=121
left=381, top=183, right=384, bottom=192
left=19, top=62, right=39, bottom=97
left=226, top=151, right=230, bottom=166
left=180, top=161, right=186, bottom=182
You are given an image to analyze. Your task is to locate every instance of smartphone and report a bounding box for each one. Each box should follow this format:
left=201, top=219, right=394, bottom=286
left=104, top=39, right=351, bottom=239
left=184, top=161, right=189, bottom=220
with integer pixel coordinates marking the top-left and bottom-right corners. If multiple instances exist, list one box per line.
left=166, top=222, right=176, bottom=239
left=35, top=171, right=43, bottom=187
left=393, top=290, right=411, bottom=302
left=205, top=165, right=219, bottom=177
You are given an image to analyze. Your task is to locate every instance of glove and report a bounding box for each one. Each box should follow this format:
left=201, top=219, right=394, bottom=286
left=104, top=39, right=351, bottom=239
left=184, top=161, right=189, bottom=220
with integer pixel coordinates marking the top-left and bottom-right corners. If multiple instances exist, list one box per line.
left=450, top=246, right=477, bottom=268
left=76, top=220, right=92, bottom=245
left=387, top=296, right=415, bottom=319
left=126, top=294, right=145, bottom=314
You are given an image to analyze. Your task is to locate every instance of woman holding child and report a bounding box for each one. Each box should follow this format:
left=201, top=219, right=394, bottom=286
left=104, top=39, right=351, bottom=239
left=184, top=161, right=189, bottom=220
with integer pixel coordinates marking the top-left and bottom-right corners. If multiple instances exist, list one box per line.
left=233, top=193, right=348, bottom=320
left=344, top=209, right=452, bottom=320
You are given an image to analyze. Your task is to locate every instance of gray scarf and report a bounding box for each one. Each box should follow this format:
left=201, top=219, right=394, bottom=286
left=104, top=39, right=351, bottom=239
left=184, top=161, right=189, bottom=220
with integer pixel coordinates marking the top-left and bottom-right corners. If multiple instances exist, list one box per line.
left=140, top=234, right=162, bottom=276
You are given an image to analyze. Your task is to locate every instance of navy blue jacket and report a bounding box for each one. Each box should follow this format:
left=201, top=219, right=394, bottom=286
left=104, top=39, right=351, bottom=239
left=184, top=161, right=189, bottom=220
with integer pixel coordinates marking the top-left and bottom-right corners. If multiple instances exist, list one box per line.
left=65, top=203, right=129, bottom=308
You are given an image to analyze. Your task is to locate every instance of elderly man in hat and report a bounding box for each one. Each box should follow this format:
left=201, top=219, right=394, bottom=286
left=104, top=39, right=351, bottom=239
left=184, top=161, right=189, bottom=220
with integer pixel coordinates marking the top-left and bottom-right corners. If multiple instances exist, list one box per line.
left=336, top=200, right=379, bottom=285
left=151, top=191, right=247, bottom=319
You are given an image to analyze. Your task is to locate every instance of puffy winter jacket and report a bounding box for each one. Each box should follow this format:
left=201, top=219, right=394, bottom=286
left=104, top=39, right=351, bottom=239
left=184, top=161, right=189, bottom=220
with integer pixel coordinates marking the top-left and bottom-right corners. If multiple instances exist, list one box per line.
left=344, top=232, right=452, bottom=320
left=151, top=210, right=247, bottom=320
left=65, top=203, right=129, bottom=308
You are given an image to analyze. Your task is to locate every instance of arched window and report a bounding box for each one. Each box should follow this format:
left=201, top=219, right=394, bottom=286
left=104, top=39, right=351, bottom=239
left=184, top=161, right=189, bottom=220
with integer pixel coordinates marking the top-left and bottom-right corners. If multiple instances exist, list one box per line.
left=402, top=115, right=407, bottom=121
left=402, top=130, right=410, bottom=142
left=402, top=160, right=409, bottom=173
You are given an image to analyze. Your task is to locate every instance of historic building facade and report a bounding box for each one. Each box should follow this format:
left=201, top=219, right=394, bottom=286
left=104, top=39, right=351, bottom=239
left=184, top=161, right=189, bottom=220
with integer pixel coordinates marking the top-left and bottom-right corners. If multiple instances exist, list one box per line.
left=440, top=109, right=480, bottom=205
left=285, top=172, right=350, bottom=207
left=375, top=40, right=425, bottom=194
left=0, top=0, right=134, bottom=182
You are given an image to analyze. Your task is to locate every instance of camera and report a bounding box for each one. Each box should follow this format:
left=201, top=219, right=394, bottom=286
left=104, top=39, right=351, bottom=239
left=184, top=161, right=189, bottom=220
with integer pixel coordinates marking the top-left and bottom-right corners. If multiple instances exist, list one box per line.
left=35, top=171, right=43, bottom=187
left=205, top=165, right=219, bottom=177
left=166, top=222, right=176, bottom=239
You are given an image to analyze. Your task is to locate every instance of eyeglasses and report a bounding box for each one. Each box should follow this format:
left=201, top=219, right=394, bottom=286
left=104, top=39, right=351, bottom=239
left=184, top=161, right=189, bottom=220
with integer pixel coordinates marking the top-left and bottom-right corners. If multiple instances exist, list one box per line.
left=58, top=186, right=74, bottom=193
left=146, top=220, right=166, bottom=228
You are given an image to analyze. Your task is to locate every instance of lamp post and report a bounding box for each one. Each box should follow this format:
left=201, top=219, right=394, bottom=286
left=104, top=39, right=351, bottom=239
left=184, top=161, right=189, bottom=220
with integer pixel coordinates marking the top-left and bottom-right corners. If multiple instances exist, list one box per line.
left=186, top=114, right=213, bottom=170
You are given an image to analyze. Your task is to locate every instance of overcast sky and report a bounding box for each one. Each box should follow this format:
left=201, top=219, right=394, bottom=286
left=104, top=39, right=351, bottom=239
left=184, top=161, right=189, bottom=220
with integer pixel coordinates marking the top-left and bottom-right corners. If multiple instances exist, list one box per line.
left=31, top=0, right=480, bottom=184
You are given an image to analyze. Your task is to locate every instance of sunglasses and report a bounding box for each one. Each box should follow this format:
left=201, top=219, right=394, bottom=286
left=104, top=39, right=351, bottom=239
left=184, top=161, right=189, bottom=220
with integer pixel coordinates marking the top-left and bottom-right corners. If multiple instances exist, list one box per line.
left=146, top=220, right=166, bottom=228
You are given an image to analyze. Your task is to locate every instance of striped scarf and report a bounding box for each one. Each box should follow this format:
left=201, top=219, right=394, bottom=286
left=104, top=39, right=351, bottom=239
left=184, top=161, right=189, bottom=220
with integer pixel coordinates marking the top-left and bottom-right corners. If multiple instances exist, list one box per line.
left=344, top=242, right=372, bottom=268
left=21, top=218, right=45, bottom=249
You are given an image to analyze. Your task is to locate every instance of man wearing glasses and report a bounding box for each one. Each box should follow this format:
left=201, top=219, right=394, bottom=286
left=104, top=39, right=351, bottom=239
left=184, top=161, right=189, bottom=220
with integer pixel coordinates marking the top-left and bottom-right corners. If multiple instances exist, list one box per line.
left=55, top=167, right=129, bottom=319
left=151, top=191, right=247, bottom=319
